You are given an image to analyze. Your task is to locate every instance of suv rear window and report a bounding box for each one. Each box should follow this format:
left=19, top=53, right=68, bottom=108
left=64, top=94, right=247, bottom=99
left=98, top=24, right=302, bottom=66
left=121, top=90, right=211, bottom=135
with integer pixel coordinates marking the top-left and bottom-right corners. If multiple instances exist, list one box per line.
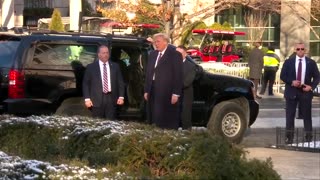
left=0, top=41, right=20, bottom=68
left=32, top=43, right=98, bottom=66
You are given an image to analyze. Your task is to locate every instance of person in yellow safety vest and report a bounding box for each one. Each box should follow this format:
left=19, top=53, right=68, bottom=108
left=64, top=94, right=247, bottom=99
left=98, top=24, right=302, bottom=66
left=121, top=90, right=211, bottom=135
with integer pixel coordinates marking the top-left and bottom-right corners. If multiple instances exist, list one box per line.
left=259, top=46, right=280, bottom=96
left=67, top=46, right=83, bottom=61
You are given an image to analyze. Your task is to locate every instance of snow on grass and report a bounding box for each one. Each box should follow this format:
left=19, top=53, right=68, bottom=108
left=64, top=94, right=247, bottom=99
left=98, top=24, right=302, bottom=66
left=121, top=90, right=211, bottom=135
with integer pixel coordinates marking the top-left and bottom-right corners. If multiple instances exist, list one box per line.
left=0, top=115, right=133, bottom=137
left=271, top=141, right=320, bottom=149
left=0, top=150, right=123, bottom=179
left=0, top=115, right=190, bottom=179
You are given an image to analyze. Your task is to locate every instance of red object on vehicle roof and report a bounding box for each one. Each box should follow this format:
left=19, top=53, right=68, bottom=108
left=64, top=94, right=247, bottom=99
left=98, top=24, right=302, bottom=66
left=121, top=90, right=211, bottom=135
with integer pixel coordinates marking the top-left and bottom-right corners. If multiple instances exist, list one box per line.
left=187, top=29, right=246, bottom=63
left=192, top=29, right=246, bottom=36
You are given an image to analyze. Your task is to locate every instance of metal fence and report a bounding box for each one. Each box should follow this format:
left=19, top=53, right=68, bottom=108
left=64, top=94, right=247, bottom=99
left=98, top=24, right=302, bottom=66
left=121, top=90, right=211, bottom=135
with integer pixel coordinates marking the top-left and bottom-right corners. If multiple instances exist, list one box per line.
left=275, top=127, right=320, bottom=153
left=201, top=62, right=319, bottom=95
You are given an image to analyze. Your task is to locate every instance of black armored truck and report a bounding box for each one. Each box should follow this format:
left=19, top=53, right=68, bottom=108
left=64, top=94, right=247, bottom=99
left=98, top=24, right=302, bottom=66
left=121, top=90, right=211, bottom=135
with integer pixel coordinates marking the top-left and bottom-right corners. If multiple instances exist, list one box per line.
left=0, top=31, right=259, bottom=143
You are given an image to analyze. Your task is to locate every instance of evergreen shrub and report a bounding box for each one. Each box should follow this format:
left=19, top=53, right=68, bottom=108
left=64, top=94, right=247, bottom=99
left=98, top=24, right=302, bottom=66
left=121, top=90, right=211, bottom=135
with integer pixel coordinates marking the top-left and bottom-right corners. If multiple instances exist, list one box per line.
left=0, top=115, right=280, bottom=179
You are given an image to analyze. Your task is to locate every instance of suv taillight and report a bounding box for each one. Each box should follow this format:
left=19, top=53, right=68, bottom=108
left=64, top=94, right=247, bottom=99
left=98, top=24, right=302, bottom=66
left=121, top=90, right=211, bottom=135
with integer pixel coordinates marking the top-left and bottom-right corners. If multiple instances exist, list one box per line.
left=8, top=69, right=25, bottom=98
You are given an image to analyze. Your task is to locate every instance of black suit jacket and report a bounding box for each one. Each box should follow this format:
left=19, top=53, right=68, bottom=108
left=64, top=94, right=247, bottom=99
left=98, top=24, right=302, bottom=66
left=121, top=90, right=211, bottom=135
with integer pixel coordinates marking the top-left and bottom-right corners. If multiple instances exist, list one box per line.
left=183, top=56, right=196, bottom=99
left=181, top=56, right=197, bottom=129
left=280, top=57, right=320, bottom=99
left=83, top=60, right=125, bottom=107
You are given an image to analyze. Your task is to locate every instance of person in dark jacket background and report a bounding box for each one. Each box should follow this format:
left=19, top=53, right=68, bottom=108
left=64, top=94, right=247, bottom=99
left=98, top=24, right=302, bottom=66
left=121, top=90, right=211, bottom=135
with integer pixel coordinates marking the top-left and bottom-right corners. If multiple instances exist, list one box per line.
left=176, top=45, right=197, bottom=130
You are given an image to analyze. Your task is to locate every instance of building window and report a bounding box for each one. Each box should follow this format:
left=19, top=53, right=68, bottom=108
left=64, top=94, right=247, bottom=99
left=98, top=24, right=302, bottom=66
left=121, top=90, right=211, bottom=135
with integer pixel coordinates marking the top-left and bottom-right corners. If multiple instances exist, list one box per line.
left=310, top=42, right=320, bottom=57
left=24, top=0, right=48, bottom=8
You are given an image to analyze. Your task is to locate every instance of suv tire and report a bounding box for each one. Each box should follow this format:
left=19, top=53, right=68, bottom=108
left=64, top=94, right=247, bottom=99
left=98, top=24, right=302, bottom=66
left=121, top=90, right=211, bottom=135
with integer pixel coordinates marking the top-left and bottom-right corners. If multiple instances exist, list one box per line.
left=55, top=97, right=91, bottom=117
left=207, top=101, right=247, bottom=143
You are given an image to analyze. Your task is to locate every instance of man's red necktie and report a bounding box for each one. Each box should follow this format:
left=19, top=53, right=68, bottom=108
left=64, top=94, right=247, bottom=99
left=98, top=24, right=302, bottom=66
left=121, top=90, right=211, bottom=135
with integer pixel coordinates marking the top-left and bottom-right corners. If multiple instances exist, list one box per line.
left=297, top=59, right=302, bottom=82
left=103, top=63, right=109, bottom=93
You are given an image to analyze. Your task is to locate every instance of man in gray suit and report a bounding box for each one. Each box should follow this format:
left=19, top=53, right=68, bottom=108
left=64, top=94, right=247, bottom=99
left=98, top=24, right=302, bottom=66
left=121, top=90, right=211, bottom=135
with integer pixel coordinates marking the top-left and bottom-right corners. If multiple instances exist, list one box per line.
left=83, top=45, right=125, bottom=119
left=176, top=45, right=197, bottom=130
left=248, top=42, right=264, bottom=99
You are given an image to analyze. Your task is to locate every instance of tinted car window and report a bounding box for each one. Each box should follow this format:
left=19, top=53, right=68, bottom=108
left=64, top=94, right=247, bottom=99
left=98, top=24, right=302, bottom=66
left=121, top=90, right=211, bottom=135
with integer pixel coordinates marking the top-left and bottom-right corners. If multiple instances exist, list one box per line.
left=32, top=43, right=97, bottom=66
left=0, top=41, right=20, bottom=68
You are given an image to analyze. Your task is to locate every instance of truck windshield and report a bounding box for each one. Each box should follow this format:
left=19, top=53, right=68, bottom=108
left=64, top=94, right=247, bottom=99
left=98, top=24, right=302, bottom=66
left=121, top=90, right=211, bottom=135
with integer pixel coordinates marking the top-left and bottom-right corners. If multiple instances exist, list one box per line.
left=0, top=41, right=20, bottom=68
left=187, top=34, right=204, bottom=48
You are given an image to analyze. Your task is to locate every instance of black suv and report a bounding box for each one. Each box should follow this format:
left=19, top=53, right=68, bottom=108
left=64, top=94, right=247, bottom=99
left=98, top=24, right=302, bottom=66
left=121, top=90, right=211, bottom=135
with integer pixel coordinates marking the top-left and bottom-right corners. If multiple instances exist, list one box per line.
left=0, top=31, right=258, bottom=143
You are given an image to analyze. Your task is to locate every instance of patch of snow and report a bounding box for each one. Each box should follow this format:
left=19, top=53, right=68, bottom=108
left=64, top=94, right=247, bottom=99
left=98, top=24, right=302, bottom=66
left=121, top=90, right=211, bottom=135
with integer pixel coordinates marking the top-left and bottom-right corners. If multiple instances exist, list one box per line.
left=0, top=150, right=112, bottom=179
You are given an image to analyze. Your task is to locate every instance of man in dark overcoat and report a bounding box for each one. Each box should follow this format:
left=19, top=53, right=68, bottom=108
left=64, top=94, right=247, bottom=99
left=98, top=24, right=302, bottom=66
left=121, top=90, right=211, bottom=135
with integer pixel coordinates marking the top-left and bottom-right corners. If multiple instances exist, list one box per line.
left=144, top=33, right=183, bottom=130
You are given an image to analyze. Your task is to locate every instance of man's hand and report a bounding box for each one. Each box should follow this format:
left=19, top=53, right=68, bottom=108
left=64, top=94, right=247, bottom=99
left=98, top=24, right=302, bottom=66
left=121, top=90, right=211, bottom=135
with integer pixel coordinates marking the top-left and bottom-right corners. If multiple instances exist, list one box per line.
left=292, top=80, right=301, bottom=87
left=85, top=99, right=93, bottom=108
left=171, top=95, right=179, bottom=104
left=302, top=84, right=313, bottom=92
left=144, top=93, right=148, bottom=101
left=117, top=98, right=124, bottom=105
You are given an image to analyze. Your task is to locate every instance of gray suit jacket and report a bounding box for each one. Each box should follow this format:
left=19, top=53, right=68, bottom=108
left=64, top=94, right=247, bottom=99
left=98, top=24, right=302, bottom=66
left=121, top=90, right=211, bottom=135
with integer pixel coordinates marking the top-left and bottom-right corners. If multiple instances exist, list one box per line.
left=248, top=47, right=264, bottom=79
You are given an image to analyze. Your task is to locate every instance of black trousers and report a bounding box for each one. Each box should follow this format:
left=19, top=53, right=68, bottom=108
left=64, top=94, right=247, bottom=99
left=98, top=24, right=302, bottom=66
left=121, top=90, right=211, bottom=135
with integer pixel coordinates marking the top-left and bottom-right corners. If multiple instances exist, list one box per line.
left=285, top=91, right=313, bottom=139
left=260, top=67, right=277, bottom=95
left=92, top=93, right=116, bottom=120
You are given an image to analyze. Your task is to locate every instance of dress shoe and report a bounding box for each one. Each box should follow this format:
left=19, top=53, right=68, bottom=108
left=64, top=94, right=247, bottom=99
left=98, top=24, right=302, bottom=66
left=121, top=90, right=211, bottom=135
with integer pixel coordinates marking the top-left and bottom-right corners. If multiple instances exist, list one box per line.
left=305, top=135, right=313, bottom=142
left=285, top=138, right=293, bottom=144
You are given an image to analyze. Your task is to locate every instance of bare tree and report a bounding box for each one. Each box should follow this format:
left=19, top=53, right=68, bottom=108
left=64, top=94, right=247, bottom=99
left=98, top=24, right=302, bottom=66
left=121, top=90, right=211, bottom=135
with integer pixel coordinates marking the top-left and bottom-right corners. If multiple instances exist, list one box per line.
left=284, top=0, right=320, bottom=39
left=96, top=0, right=319, bottom=41
left=243, top=9, right=269, bottom=45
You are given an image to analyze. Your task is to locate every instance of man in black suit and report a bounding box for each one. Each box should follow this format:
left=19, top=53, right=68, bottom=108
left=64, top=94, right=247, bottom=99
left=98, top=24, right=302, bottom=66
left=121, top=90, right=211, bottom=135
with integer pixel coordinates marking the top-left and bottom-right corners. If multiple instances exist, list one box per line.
left=176, top=45, right=197, bottom=130
left=280, top=42, right=320, bottom=143
left=83, top=45, right=125, bottom=119
left=144, top=33, right=183, bottom=130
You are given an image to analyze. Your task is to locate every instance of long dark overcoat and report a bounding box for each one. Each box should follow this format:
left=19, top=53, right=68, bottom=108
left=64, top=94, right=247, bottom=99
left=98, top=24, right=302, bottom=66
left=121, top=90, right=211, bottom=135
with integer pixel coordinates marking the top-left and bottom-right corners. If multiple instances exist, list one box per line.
left=144, top=45, right=183, bottom=129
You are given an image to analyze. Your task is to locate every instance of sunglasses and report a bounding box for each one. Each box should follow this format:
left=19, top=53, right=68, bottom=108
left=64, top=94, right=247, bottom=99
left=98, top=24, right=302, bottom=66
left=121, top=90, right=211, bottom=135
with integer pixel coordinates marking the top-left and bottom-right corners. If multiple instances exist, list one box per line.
left=296, top=48, right=305, bottom=51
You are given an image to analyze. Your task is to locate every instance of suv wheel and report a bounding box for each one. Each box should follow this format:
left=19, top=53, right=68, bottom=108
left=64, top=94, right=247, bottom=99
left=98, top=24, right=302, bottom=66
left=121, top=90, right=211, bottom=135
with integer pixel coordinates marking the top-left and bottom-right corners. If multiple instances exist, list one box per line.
left=207, top=101, right=247, bottom=143
left=55, top=97, right=91, bottom=117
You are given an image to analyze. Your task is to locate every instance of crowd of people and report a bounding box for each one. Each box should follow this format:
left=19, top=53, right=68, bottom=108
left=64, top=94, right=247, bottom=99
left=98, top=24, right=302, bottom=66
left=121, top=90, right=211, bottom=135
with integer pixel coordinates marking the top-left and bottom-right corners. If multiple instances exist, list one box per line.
left=83, top=33, right=197, bottom=130
left=82, top=33, right=319, bottom=142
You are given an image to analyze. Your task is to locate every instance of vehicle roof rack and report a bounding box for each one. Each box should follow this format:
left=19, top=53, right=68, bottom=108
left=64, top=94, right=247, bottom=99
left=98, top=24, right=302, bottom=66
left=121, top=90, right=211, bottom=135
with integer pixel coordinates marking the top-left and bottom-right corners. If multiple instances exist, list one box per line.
left=31, top=30, right=113, bottom=38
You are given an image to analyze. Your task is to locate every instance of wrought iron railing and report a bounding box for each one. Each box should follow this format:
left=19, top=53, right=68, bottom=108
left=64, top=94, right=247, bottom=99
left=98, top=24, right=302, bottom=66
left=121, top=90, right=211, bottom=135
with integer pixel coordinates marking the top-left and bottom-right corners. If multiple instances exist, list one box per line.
left=275, top=127, right=320, bottom=153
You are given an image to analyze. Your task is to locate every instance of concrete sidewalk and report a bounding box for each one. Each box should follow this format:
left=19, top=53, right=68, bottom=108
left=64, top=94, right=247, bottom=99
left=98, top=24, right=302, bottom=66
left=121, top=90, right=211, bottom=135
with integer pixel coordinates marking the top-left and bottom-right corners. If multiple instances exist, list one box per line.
left=246, top=148, right=320, bottom=180
left=246, top=92, right=320, bottom=180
